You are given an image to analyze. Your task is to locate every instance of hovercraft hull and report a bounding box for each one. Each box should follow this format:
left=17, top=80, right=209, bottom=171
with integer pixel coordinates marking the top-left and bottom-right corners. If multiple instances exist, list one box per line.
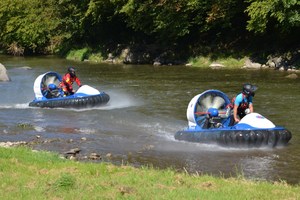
left=29, top=92, right=110, bottom=109
left=175, top=127, right=292, bottom=147
left=176, top=89, right=292, bottom=148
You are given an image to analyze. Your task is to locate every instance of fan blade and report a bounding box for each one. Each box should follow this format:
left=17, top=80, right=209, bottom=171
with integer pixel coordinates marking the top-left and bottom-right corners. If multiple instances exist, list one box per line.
left=211, top=96, right=225, bottom=109
left=200, top=95, right=213, bottom=110
left=44, top=76, right=59, bottom=87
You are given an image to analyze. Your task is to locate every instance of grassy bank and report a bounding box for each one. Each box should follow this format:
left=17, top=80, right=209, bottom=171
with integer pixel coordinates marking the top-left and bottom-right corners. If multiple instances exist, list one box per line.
left=66, top=47, right=248, bottom=68
left=66, top=48, right=104, bottom=63
left=1, top=147, right=299, bottom=199
left=188, top=56, right=247, bottom=68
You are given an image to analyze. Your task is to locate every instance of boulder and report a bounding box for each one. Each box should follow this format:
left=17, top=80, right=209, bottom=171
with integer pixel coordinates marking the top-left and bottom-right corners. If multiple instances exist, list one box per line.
left=0, top=63, right=11, bottom=81
left=209, top=63, right=225, bottom=69
left=242, top=58, right=262, bottom=69
left=285, top=73, right=298, bottom=79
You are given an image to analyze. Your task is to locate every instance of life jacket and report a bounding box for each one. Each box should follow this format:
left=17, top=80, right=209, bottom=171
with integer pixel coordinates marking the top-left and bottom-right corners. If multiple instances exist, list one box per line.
left=239, top=94, right=249, bottom=110
left=227, top=97, right=235, bottom=109
left=227, top=93, right=250, bottom=109
left=60, top=73, right=81, bottom=93
left=236, top=93, right=251, bottom=118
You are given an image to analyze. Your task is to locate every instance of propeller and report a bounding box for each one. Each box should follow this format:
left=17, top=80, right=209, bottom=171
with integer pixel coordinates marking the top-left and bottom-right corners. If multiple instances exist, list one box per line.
left=44, top=76, right=57, bottom=86
left=196, top=94, right=226, bottom=115
left=186, top=90, right=231, bottom=129
left=194, top=92, right=230, bottom=129
left=42, top=74, right=61, bottom=90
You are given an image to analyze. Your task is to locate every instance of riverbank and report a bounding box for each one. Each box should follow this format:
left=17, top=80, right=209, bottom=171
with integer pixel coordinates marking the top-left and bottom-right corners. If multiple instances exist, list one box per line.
left=65, top=46, right=300, bottom=73
left=1, top=146, right=300, bottom=199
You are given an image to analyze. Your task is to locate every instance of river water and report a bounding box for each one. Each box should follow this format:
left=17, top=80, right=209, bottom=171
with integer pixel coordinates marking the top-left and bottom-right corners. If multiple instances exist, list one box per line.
left=0, top=55, right=299, bottom=184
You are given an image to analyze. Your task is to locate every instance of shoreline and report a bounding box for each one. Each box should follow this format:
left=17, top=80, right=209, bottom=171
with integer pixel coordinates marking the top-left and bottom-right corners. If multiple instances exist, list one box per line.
left=1, top=145, right=299, bottom=199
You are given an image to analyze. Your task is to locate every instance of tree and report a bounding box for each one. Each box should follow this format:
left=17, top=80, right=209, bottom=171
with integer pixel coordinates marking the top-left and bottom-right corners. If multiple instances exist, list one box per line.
left=245, top=0, right=300, bottom=33
left=0, top=0, right=89, bottom=54
left=0, top=0, right=63, bottom=53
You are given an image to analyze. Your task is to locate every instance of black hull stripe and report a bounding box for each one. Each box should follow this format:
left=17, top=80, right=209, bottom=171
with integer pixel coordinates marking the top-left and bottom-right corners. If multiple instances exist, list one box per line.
left=29, top=93, right=110, bottom=108
left=175, top=129, right=292, bottom=147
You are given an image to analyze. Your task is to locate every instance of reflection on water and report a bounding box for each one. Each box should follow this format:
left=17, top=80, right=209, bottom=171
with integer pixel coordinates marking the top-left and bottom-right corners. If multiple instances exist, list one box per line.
left=0, top=55, right=300, bottom=184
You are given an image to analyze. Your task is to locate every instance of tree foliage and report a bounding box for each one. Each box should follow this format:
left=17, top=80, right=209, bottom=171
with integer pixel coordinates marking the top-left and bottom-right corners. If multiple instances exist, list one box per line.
left=112, top=0, right=244, bottom=43
left=246, top=0, right=300, bottom=33
left=0, top=0, right=61, bottom=53
left=0, top=0, right=298, bottom=55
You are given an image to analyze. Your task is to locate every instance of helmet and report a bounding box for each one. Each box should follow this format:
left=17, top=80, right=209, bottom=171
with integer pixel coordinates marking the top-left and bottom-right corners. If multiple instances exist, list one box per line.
left=68, top=66, right=76, bottom=77
left=48, top=83, right=57, bottom=90
left=242, top=83, right=258, bottom=96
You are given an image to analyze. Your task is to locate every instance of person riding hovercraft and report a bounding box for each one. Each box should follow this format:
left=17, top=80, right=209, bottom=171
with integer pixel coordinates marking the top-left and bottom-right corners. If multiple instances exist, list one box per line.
left=45, top=83, right=64, bottom=99
left=59, top=67, right=82, bottom=96
left=203, top=83, right=258, bottom=128
left=232, top=83, right=258, bottom=124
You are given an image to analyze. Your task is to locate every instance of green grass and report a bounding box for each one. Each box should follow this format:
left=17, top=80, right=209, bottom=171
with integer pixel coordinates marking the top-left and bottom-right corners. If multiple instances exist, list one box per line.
left=87, top=52, right=104, bottom=63
left=66, top=48, right=90, bottom=61
left=188, top=56, right=246, bottom=68
left=0, top=147, right=299, bottom=199
left=66, top=48, right=105, bottom=63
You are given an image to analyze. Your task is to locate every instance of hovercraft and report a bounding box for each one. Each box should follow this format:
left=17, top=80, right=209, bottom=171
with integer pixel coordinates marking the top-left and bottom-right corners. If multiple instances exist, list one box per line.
left=175, top=90, right=292, bottom=147
left=29, top=71, right=110, bottom=108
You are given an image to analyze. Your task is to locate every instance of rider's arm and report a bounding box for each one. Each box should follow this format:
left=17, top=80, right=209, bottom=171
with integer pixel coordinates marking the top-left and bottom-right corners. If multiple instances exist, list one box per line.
left=249, top=103, right=254, bottom=113
left=75, top=77, right=82, bottom=87
left=248, top=96, right=254, bottom=113
left=233, top=94, right=242, bottom=122
left=233, top=104, right=239, bottom=122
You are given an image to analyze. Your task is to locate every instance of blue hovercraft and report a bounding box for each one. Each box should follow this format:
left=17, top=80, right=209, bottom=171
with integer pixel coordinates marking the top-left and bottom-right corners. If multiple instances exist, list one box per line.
left=29, top=71, right=110, bottom=109
left=175, top=90, right=292, bottom=147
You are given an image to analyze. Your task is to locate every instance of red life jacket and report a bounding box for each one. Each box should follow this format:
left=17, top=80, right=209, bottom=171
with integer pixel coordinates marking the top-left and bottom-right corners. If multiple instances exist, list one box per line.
left=60, top=73, right=81, bottom=93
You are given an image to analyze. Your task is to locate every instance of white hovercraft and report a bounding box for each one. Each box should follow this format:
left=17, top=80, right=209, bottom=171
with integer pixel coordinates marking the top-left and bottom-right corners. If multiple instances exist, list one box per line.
left=175, top=90, right=292, bottom=147
left=29, top=71, right=109, bottom=109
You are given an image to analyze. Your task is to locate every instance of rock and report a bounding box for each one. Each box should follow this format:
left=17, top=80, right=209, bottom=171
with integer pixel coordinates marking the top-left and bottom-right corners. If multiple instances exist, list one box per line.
left=142, top=144, right=154, bottom=150
left=19, top=66, right=32, bottom=70
left=64, top=148, right=81, bottom=155
left=242, top=58, right=261, bottom=69
left=119, top=186, right=134, bottom=195
left=106, top=153, right=112, bottom=158
left=69, top=155, right=77, bottom=160
left=267, top=56, right=285, bottom=69
left=0, top=141, right=27, bottom=148
left=105, top=53, right=115, bottom=63
left=266, top=60, right=276, bottom=68
left=0, top=63, right=11, bottom=81
left=285, top=73, right=298, bottom=79
left=153, top=61, right=161, bottom=66
left=265, top=51, right=300, bottom=70
left=209, top=63, right=225, bottom=69
left=88, top=153, right=101, bottom=160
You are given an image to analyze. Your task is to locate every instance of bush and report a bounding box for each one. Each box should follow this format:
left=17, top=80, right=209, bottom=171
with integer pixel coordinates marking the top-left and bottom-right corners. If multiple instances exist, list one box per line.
left=66, top=48, right=89, bottom=61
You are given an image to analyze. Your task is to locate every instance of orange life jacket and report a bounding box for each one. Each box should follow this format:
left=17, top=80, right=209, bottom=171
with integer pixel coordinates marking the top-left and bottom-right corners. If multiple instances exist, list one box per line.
left=60, top=73, right=81, bottom=93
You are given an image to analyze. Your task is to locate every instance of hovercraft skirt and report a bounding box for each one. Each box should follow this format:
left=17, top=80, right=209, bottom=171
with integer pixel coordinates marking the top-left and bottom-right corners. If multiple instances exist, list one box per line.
left=29, top=93, right=110, bottom=108
left=175, top=129, right=292, bottom=147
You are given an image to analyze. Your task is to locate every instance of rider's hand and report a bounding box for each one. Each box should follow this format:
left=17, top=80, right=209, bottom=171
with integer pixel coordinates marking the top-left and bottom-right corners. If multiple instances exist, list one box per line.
left=234, top=118, right=240, bottom=123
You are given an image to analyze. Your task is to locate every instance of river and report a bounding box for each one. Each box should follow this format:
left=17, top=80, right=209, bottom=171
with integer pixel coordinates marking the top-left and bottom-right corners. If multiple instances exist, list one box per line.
left=0, top=55, right=299, bottom=184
